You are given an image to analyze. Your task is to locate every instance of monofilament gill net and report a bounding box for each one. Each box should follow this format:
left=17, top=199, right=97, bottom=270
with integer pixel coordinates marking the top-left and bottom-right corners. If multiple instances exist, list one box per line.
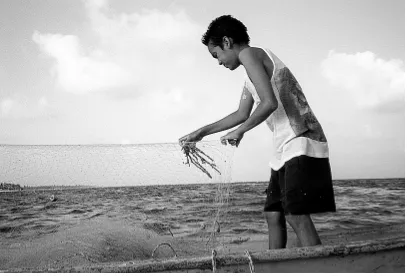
left=0, top=141, right=235, bottom=270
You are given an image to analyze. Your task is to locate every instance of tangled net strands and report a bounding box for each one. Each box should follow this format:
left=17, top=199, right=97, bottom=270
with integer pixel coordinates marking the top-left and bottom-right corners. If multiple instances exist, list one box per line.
left=151, top=243, right=177, bottom=259
left=181, top=142, right=221, bottom=179
left=180, top=142, right=233, bottom=247
left=210, top=249, right=255, bottom=273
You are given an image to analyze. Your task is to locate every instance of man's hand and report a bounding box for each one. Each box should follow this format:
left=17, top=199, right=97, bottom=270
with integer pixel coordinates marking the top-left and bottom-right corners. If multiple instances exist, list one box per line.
left=179, top=129, right=204, bottom=146
left=220, top=129, right=244, bottom=147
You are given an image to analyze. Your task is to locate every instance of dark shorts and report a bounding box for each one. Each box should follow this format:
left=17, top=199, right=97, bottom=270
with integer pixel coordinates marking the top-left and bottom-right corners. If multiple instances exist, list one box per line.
left=264, top=155, right=336, bottom=215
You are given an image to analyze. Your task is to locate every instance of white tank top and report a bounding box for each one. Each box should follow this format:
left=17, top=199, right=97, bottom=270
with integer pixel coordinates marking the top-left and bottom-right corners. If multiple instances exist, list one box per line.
left=243, top=47, right=329, bottom=171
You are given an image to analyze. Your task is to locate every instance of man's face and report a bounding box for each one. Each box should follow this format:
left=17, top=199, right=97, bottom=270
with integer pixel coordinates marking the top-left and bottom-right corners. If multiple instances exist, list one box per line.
left=207, top=40, right=240, bottom=70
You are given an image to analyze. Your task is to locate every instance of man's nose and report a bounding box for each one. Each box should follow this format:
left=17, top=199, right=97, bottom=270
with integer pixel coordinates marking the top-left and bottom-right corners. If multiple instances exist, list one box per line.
left=218, top=60, right=222, bottom=66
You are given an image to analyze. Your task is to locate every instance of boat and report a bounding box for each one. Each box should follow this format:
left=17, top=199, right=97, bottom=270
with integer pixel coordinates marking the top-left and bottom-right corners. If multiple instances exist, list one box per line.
left=4, top=235, right=404, bottom=273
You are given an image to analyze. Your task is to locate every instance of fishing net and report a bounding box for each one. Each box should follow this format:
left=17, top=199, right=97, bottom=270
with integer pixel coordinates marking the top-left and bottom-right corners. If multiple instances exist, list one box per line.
left=0, top=141, right=236, bottom=270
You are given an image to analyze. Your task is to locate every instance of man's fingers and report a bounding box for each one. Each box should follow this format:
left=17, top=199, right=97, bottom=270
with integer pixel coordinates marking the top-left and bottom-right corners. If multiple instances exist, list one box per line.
left=179, top=136, right=188, bottom=146
left=228, top=139, right=238, bottom=146
left=179, top=138, right=184, bottom=146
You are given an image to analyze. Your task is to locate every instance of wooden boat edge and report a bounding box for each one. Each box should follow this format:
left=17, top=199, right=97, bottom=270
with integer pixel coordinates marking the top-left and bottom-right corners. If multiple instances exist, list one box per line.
left=3, top=235, right=404, bottom=273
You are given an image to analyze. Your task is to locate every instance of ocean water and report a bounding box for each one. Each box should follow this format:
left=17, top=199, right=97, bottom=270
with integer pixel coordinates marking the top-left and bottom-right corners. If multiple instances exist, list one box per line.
left=1, top=178, right=404, bottom=237
left=0, top=178, right=404, bottom=269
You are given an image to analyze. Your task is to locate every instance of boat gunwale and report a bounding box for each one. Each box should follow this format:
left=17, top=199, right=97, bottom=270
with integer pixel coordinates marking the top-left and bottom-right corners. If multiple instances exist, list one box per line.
left=2, top=235, right=404, bottom=273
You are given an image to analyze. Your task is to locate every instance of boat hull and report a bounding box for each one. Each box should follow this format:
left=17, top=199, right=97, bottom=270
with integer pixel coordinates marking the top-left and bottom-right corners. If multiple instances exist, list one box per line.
left=3, top=236, right=404, bottom=273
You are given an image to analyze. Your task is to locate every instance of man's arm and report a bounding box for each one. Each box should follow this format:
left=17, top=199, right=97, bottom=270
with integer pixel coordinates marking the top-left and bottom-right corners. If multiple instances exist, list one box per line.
left=179, top=87, right=254, bottom=144
left=199, top=87, right=254, bottom=136
left=235, top=48, right=277, bottom=134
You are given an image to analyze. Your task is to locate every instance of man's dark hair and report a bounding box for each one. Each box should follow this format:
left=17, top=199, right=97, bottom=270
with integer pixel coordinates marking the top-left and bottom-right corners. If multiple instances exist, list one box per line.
left=202, top=15, right=250, bottom=48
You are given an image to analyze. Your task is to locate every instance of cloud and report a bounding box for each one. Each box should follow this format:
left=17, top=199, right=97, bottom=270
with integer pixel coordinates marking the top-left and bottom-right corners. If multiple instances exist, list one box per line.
left=32, top=0, right=202, bottom=96
left=321, top=50, right=405, bottom=112
left=363, top=124, right=382, bottom=138
left=0, top=98, right=14, bottom=116
left=145, top=87, right=193, bottom=121
left=85, top=0, right=107, bottom=10
left=32, top=32, right=135, bottom=94
left=0, top=96, right=53, bottom=119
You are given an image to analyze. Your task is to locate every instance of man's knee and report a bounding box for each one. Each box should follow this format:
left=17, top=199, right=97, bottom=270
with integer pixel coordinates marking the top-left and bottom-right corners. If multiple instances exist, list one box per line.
left=265, top=211, right=286, bottom=227
left=285, top=214, right=312, bottom=228
left=285, top=213, right=321, bottom=246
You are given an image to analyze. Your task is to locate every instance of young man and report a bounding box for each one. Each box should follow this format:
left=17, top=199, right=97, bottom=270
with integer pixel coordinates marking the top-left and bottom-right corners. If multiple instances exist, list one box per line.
left=179, top=15, right=336, bottom=249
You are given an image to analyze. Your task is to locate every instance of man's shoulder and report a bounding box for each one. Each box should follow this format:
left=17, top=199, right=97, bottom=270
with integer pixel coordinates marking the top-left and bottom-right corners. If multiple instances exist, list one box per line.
left=239, top=46, right=269, bottom=59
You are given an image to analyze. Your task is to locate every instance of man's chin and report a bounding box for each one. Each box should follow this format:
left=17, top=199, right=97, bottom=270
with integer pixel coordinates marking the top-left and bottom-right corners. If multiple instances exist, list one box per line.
left=229, top=64, right=241, bottom=71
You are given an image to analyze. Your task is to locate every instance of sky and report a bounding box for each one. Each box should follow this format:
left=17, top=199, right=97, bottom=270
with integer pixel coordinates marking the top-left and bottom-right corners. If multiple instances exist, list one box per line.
left=0, top=0, right=405, bottom=183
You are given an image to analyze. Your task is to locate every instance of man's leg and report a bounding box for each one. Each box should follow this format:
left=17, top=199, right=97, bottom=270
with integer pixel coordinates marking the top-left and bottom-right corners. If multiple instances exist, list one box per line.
left=285, top=214, right=321, bottom=247
left=265, top=211, right=287, bottom=249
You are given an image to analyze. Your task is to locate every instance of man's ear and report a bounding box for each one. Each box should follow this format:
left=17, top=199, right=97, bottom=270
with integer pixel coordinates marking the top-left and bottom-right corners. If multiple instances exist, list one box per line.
left=222, top=36, right=233, bottom=49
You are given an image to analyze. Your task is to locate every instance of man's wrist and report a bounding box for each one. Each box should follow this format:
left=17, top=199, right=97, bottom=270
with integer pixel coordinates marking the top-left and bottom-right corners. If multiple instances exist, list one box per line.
left=198, top=127, right=207, bottom=138
left=236, top=125, right=247, bottom=135
left=235, top=127, right=246, bottom=136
